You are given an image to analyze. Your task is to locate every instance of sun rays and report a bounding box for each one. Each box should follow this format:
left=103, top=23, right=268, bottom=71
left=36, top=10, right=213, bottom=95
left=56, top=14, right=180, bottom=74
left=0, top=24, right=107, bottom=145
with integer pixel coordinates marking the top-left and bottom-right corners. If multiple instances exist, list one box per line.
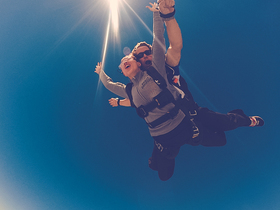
left=108, top=0, right=120, bottom=36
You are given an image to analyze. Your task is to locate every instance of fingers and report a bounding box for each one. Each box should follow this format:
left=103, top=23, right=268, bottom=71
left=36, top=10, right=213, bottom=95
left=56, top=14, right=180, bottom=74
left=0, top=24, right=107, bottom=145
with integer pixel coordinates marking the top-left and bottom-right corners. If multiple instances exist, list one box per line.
left=95, top=62, right=100, bottom=69
left=166, top=0, right=175, bottom=8
left=95, top=62, right=102, bottom=74
left=158, top=0, right=174, bottom=9
left=109, top=99, right=115, bottom=107
left=108, top=98, right=117, bottom=107
left=146, top=5, right=152, bottom=10
left=146, top=2, right=158, bottom=11
left=158, top=0, right=174, bottom=14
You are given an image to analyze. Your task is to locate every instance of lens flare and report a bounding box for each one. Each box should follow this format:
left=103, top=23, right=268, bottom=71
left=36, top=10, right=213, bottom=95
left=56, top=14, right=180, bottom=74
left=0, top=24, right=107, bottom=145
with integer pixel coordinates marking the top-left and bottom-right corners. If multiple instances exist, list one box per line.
left=101, top=13, right=111, bottom=66
left=123, top=0, right=152, bottom=35
left=108, top=0, right=119, bottom=37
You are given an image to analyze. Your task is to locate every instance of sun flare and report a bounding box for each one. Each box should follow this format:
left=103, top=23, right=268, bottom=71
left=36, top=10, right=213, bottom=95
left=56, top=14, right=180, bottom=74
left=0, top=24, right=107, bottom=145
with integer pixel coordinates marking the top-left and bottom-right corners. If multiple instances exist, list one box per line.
left=108, top=0, right=120, bottom=36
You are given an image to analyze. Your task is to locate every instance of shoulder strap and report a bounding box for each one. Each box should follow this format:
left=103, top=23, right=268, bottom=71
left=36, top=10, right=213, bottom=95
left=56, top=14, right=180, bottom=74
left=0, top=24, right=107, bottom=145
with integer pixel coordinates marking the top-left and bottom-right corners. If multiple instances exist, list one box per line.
left=125, top=83, right=136, bottom=108
left=145, top=66, right=167, bottom=89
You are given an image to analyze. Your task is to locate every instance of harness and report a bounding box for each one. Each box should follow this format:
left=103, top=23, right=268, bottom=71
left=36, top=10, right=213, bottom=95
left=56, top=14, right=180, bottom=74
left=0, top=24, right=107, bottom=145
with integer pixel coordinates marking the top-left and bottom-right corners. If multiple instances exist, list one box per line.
left=125, top=66, right=199, bottom=139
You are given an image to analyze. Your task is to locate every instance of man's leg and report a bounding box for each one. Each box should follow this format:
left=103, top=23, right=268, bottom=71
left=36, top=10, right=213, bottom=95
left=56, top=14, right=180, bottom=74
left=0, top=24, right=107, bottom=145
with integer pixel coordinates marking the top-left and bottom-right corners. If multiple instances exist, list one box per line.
left=196, top=108, right=252, bottom=132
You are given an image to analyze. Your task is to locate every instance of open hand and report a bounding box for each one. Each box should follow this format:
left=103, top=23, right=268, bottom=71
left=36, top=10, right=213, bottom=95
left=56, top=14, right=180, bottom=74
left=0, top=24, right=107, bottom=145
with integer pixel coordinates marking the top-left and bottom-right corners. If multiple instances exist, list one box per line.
left=95, top=62, right=102, bottom=74
left=146, top=2, right=158, bottom=12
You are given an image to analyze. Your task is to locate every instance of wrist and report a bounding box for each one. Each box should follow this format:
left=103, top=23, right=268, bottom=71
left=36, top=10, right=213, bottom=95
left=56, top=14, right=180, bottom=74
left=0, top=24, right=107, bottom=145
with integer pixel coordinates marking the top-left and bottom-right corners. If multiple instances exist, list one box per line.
left=162, top=16, right=175, bottom=21
left=160, top=7, right=175, bottom=20
left=117, top=98, right=120, bottom=106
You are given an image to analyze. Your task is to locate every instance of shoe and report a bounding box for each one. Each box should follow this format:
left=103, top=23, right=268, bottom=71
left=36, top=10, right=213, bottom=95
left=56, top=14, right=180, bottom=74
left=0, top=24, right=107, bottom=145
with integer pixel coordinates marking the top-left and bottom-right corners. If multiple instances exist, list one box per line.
left=249, top=116, right=264, bottom=127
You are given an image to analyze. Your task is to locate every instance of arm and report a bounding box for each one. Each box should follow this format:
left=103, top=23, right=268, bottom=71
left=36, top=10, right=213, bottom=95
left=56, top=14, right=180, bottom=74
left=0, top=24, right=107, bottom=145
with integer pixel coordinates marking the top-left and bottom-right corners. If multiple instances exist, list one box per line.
left=159, top=0, right=182, bottom=67
left=110, top=3, right=165, bottom=108
left=95, top=62, right=128, bottom=98
left=151, top=9, right=167, bottom=78
left=109, top=98, right=131, bottom=107
left=165, top=18, right=182, bottom=67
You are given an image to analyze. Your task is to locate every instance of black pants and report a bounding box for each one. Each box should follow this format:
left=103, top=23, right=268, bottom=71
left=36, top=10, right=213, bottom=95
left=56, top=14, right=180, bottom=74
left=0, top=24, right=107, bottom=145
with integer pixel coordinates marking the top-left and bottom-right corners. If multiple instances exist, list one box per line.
left=149, top=108, right=251, bottom=181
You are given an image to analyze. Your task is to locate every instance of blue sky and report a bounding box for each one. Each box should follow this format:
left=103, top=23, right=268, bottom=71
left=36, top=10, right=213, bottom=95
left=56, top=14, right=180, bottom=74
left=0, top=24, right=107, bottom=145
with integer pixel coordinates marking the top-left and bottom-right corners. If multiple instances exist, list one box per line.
left=1, top=0, right=280, bottom=209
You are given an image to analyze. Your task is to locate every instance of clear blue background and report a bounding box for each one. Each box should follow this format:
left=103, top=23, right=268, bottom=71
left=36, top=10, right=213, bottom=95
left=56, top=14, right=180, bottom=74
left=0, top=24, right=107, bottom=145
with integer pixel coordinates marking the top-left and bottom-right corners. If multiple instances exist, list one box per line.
left=1, top=0, right=279, bottom=209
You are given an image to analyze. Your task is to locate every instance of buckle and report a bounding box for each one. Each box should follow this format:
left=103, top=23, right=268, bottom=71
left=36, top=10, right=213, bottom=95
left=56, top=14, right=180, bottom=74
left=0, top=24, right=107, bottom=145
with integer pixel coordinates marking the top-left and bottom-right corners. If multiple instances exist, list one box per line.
left=137, top=106, right=148, bottom=118
left=155, top=99, right=161, bottom=106
left=169, top=107, right=179, bottom=118
left=192, top=126, right=199, bottom=138
left=189, top=110, right=197, bottom=116
left=147, top=122, right=153, bottom=128
left=155, top=141, right=164, bottom=152
left=153, top=89, right=174, bottom=108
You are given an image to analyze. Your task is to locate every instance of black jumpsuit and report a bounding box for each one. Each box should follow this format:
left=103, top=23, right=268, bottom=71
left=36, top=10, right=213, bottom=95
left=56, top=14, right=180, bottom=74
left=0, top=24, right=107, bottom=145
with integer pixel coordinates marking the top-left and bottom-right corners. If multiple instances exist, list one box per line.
left=149, top=65, right=252, bottom=181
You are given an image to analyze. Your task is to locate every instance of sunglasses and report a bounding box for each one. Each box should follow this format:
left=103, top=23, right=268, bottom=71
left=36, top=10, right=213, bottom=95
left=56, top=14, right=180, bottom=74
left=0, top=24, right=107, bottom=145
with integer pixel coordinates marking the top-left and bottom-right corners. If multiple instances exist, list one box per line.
left=135, top=49, right=152, bottom=60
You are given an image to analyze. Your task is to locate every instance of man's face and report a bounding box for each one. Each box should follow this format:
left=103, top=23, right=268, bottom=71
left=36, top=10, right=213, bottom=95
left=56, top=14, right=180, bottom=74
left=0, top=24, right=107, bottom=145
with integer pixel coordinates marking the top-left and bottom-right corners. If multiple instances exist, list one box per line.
left=135, top=46, right=153, bottom=70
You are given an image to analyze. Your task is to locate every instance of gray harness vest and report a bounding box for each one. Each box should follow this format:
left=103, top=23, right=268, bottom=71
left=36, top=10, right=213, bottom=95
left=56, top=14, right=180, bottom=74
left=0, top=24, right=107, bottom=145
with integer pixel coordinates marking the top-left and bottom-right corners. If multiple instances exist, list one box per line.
left=125, top=66, right=199, bottom=138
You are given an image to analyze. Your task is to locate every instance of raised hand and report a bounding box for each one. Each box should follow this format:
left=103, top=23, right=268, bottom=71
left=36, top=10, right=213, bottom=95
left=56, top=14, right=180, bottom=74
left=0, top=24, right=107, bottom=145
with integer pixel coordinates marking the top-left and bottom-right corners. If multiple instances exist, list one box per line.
left=158, top=0, right=175, bottom=15
left=95, top=62, right=102, bottom=74
left=146, top=2, right=158, bottom=12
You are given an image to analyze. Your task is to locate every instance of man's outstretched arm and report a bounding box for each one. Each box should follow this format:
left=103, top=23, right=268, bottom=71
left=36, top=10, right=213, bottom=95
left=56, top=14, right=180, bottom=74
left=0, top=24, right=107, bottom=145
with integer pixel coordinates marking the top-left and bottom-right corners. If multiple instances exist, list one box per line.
left=165, top=18, right=183, bottom=67
left=158, top=0, right=183, bottom=67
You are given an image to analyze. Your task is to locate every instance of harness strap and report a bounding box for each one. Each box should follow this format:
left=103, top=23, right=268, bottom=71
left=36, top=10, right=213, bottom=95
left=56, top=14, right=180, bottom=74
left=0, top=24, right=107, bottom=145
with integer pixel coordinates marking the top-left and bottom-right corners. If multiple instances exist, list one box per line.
left=125, top=83, right=135, bottom=108
left=176, top=97, right=200, bottom=138
left=136, top=88, right=175, bottom=118
left=146, top=66, right=167, bottom=89
left=126, top=66, right=200, bottom=137
left=147, top=107, right=179, bottom=128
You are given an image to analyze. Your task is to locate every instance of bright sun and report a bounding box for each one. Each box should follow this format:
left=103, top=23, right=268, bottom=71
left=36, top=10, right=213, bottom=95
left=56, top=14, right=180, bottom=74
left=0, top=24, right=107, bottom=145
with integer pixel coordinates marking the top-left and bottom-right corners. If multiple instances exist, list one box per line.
left=108, top=0, right=120, bottom=35
left=100, top=0, right=152, bottom=66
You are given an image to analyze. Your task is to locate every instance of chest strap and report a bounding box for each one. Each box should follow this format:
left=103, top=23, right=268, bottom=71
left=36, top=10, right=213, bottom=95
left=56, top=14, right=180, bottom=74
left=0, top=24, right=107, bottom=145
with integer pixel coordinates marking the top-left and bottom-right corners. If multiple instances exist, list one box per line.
left=147, top=107, right=179, bottom=128
left=136, top=88, right=175, bottom=118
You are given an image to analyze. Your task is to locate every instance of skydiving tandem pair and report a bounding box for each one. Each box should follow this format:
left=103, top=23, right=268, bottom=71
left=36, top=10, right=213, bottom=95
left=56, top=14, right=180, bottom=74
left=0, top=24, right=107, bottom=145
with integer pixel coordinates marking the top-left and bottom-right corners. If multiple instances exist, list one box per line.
left=94, top=1, right=264, bottom=181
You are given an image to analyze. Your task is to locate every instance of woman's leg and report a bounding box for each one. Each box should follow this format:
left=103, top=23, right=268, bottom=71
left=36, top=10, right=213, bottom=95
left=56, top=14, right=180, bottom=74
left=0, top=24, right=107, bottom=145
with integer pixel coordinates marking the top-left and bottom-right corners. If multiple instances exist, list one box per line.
left=149, top=117, right=193, bottom=181
left=149, top=142, right=179, bottom=181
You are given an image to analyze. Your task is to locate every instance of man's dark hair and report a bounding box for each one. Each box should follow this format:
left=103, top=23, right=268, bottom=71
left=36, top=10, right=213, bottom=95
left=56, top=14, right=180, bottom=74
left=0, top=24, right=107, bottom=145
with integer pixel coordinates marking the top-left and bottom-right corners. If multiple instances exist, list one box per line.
left=132, top=42, right=152, bottom=58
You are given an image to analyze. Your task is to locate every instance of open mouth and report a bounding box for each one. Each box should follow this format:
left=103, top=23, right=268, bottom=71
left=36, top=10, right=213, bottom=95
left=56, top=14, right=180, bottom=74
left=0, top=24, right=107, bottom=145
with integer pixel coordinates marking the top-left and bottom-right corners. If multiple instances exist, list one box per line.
left=145, top=60, right=152, bottom=65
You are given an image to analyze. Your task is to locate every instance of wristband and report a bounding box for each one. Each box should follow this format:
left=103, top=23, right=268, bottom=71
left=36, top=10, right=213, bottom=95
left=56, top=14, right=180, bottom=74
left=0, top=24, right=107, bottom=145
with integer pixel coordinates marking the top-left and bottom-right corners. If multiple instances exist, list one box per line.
left=117, top=98, right=120, bottom=106
left=159, top=7, right=175, bottom=19
left=162, top=16, right=175, bottom=22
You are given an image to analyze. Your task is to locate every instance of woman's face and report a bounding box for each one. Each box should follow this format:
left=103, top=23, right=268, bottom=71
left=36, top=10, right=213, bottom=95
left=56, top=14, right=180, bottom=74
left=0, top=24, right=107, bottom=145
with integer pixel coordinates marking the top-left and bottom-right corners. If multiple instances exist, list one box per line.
left=119, top=55, right=141, bottom=78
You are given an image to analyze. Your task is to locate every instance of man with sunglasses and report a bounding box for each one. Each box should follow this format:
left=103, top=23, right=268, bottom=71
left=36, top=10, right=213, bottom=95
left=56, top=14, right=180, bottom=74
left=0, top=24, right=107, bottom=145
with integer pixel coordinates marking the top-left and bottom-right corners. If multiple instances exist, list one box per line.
left=104, top=1, right=264, bottom=131
left=109, top=0, right=190, bottom=107
left=95, top=1, right=264, bottom=181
